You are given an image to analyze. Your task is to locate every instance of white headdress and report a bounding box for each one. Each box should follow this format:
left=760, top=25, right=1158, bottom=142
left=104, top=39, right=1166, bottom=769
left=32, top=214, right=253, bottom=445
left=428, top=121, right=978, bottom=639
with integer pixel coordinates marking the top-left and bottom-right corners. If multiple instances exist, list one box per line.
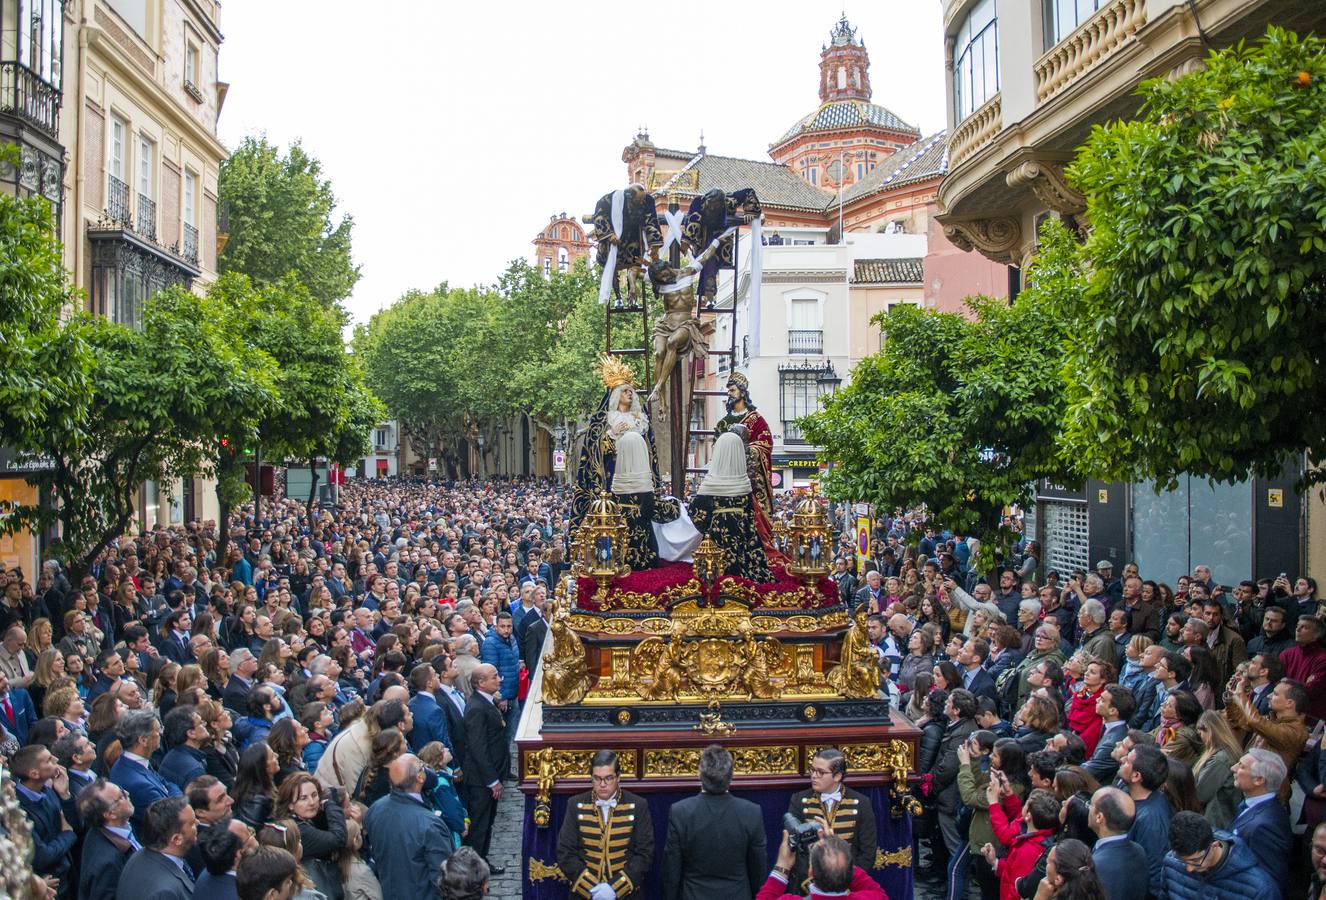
left=611, top=431, right=653, bottom=494
left=698, top=431, right=751, bottom=497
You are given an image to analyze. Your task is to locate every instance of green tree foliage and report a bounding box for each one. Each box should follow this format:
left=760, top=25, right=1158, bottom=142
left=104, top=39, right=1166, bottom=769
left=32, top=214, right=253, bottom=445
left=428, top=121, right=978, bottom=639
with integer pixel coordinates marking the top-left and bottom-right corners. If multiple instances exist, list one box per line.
left=25, top=287, right=276, bottom=580
left=0, top=146, right=93, bottom=464
left=802, top=221, right=1081, bottom=551
left=1061, top=27, right=1326, bottom=487
left=210, top=272, right=383, bottom=517
left=356, top=259, right=608, bottom=475
left=218, top=136, right=360, bottom=307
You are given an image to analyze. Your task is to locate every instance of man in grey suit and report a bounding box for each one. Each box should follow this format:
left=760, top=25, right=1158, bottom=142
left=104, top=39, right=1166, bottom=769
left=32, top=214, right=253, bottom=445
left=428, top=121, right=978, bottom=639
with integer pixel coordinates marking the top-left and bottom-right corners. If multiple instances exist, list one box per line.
left=662, top=744, right=767, bottom=900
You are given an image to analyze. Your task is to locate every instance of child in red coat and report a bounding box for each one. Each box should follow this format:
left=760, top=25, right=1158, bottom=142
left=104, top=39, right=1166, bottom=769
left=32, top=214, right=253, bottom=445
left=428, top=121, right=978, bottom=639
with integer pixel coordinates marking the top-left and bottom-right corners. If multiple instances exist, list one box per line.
left=980, top=773, right=1061, bottom=900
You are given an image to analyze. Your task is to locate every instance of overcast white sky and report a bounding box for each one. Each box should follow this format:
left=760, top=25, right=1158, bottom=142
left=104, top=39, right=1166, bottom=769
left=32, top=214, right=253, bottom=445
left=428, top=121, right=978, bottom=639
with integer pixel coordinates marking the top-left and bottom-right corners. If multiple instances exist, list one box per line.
left=216, top=1, right=947, bottom=325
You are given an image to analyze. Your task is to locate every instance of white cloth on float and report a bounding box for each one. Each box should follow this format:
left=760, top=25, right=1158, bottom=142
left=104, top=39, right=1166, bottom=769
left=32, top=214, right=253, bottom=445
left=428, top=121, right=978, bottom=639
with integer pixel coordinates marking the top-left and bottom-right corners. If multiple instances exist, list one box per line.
left=654, top=501, right=702, bottom=562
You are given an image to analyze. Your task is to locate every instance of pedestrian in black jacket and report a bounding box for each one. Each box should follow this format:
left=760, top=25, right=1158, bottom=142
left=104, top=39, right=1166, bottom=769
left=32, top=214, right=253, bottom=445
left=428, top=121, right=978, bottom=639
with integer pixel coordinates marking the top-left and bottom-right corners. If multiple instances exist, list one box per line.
left=932, top=688, right=978, bottom=861
left=462, top=663, right=509, bottom=872
left=77, top=778, right=140, bottom=900
left=661, top=744, right=766, bottom=900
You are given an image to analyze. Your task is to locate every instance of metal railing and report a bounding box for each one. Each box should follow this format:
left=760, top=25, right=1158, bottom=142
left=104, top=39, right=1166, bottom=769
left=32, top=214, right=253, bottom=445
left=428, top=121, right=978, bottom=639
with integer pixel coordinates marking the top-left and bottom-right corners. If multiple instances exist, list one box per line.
left=783, top=422, right=807, bottom=444
left=0, top=61, right=61, bottom=138
left=136, top=193, right=156, bottom=241
left=182, top=223, right=199, bottom=264
left=788, top=330, right=824, bottom=354
left=107, top=174, right=130, bottom=225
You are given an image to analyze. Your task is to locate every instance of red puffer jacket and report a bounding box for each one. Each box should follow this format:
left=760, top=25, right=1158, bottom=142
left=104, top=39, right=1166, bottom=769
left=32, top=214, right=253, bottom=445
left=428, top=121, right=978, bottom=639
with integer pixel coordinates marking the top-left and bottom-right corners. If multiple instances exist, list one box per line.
left=988, top=793, right=1054, bottom=900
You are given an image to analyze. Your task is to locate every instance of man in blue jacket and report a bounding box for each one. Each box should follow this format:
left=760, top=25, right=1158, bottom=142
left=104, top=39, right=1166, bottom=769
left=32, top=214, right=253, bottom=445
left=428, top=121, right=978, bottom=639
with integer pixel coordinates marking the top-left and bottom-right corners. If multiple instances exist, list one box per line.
left=159, top=705, right=210, bottom=791
left=480, top=611, right=523, bottom=743
left=1161, top=811, right=1276, bottom=899
left=12, top=742, right=77, bottom=888
left=365, top=753, right=453, bottom=898
left=1228, top=749, right=1291, bottom=894
left=407, top=664, right=453, bottom=754
left=109, top=708, right=181, bottom=830
left=1088, top=786, right=1148, bottom=900
left=1121, top=743, right=1172, bottom=898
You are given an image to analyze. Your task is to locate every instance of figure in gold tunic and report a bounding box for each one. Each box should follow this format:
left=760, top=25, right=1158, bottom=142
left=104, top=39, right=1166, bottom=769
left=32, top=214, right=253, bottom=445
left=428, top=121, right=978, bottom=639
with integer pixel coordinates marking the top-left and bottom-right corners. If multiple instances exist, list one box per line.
left=827, top=605, right=881, bottom=699
left=688, top=431, right=772, bottom=583
left=556, top=750, right=654, bottom=899
left=785, top=748, right=878, bottom=894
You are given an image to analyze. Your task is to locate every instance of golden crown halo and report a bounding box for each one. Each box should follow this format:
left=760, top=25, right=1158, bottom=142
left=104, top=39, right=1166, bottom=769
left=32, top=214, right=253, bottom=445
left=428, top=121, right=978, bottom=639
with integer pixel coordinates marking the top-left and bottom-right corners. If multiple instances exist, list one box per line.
left=726, top=371, right=749, bottom=389
left=599, top=354, right=637, bottom=390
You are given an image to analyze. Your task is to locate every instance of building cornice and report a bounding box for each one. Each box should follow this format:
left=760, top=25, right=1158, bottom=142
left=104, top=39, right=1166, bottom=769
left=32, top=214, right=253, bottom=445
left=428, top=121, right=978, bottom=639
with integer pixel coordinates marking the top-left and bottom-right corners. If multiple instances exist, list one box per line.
left=87, top=27, right=228, bottom=163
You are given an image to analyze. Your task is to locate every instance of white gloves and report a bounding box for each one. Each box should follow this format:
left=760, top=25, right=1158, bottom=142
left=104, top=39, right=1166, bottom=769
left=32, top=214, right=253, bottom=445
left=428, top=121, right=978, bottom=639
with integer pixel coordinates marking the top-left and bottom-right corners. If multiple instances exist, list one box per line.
left=590, top=883, right=617, bottom=900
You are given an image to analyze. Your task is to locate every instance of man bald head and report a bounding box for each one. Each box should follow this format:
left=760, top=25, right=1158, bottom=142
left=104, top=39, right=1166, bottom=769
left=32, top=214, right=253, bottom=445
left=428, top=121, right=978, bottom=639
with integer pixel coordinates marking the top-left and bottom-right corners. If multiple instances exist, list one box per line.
left=1089, top=785, right=1135, bottom=838
left=380, top=684, right=409, bottom=705
left=472, top=663, right=501, bottom=697
left=389, top=753, right=426, bottom=793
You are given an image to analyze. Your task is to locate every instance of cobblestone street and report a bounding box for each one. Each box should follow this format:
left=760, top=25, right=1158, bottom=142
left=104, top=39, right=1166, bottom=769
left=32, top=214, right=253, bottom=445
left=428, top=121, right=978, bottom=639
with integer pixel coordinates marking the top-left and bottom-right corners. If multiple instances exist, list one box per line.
left=486, top=763, right=530, bottom=899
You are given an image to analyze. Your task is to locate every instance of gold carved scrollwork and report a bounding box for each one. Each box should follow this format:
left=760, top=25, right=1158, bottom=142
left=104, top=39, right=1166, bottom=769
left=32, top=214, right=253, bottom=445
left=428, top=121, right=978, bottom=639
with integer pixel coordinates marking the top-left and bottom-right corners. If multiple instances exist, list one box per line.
left=527, top=746, right=643, bottom=828
left=629, top=612, right=795, bottom=702
left=570, top=612, right=840, bottom=637
left=529, top=858, right=569, bottom=882
left=693, top=699, right=737, bottom=736
left=942, top=217, right=1022, bottom=265
left=883, top=738, right=923, bottom=818
left=810, top=743, right=892, bottom=773
left=643, top=745, right=800, bottom=778
left=874, top=846, right=913, bottom=868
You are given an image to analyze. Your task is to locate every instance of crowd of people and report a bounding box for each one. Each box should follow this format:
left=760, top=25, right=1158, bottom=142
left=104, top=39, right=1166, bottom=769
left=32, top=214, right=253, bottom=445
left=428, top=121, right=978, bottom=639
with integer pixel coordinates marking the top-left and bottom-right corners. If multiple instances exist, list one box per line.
left=832, top=522, right=1326, bottom=900
left=0, top=478, right=575, bottom=899
left=0, top=475, right=1324, bottom=900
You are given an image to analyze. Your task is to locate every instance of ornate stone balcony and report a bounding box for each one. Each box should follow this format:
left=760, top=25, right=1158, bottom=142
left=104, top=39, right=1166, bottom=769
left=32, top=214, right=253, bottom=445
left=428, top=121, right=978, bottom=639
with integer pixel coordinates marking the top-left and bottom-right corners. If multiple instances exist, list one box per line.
left=949, top=93, right=1001, bottom=169
left=1035, top=0, right=1148, bottom=104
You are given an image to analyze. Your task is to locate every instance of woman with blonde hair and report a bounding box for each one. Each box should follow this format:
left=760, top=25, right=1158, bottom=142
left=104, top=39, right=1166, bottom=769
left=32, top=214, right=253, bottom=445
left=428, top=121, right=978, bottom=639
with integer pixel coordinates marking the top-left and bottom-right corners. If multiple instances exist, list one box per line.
left=43, top=684, right=85, bottom=733
left=26, top=618, right=53, bottom=657
left=1192, top=709, right=1243, bottom=828
left=199, top=647, right=230, bottom=700
left=340, top=818, right=383, bottom=900
left=257, top=818, right=328, bottom=900
left=28, top=647, right=66, bottom=714
left=197, top=698, right=240, bottom=788
left=152, top=661, right=182, bottom=715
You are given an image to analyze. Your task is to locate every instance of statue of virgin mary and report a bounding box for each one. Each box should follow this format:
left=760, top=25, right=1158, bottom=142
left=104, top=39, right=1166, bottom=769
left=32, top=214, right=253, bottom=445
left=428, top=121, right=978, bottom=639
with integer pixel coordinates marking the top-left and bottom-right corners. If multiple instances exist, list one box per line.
left=570, top=355, right=660, bottom=532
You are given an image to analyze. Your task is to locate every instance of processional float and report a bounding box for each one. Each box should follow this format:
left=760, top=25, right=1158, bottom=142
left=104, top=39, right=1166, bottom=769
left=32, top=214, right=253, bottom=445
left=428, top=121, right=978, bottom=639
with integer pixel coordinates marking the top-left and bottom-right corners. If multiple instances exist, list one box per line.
left=517, top=180, right=920, bottom=899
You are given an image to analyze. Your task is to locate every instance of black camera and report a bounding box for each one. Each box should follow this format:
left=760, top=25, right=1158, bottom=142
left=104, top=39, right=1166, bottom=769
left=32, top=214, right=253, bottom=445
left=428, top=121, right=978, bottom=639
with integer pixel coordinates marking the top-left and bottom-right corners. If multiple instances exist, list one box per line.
left=783, top=812, right=822, bottom=853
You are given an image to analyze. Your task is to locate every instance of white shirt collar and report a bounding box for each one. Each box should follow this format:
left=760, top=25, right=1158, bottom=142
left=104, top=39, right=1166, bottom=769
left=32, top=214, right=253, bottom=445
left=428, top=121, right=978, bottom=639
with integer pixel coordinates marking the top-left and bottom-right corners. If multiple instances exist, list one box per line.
left=1094, top=834, right=1127, bottom=847
left=1243, top=792, right=1276, bottom=809
left=820, top=789, right=843, bottom=804
left=122, top=751, right=151, bottom=767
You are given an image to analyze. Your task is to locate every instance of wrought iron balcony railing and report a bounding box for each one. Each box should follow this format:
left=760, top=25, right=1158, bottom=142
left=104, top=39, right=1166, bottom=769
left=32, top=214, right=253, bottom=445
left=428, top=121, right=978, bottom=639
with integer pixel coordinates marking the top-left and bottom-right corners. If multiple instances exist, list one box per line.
left=107, top=174, right=130, bottom=225
left=136, top=194, right=157, bottom=242
left=182, top=223, right=199, bottom=265
left=0, top=61, right=61, bottom=138
left=788, top=329, right=824, bottom=355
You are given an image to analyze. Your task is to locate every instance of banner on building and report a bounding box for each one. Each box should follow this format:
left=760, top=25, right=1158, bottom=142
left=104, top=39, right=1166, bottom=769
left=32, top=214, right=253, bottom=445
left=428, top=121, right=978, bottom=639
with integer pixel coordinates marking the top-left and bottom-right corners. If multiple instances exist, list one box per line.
left=855, top=515, right=871, bottom=577
left=428, top=457, right=438, bottom=471
left=553, top=451, right=566, bottom=472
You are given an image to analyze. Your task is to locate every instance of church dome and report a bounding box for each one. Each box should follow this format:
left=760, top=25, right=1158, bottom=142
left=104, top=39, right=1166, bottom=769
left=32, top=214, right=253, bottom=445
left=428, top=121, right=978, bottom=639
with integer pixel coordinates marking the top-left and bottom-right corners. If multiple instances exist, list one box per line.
left=772, top=100, right=919, bottom=149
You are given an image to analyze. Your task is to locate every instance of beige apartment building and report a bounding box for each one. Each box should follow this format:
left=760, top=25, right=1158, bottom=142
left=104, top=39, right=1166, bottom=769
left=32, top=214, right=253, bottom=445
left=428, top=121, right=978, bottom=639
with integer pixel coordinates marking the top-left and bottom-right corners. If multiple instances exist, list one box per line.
left=0, top=0, right=226, bottom=573
left=936, top=0, right=1326, bottom=581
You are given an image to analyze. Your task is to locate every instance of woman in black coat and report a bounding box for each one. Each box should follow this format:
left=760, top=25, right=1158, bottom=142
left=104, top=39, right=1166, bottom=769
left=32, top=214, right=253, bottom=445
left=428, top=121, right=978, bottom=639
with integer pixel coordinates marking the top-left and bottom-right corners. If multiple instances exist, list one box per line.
left=275, top=773, right=347, bottom=900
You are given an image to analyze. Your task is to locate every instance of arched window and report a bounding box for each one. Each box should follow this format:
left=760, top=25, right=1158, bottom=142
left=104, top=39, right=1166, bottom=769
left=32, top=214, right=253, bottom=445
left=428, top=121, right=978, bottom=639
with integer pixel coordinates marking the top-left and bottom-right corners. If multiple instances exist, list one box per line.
left=557, top=247, right=569, bottom=272
left=837, top=66, right=847, bottom=89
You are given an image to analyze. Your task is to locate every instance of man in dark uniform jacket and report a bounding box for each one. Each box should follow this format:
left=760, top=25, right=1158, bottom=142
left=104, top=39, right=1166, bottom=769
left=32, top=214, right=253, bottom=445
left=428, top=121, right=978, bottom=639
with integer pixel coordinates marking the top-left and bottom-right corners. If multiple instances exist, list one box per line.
left=662, top=744, right=767, bottom=900
left=556, top=749, right=654, bottom=899
left=462, top=663, right=510, bottom=873
left=786, top=748, right=877, bottom=893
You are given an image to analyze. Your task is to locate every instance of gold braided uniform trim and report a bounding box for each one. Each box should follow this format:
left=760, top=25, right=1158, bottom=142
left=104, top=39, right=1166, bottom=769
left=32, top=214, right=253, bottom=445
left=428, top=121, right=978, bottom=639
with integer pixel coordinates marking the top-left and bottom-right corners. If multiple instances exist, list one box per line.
left=798, top=795, right=861, bottom=838
left=529, top=858, right=568, bottom=882
left=874, top=846, right=913, bottom=868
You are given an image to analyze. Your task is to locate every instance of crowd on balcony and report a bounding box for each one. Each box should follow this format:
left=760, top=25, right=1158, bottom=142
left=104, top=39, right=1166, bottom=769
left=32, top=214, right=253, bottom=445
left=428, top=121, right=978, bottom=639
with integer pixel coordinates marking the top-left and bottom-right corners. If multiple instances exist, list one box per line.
left=832, top=521, right=1326, bottom=900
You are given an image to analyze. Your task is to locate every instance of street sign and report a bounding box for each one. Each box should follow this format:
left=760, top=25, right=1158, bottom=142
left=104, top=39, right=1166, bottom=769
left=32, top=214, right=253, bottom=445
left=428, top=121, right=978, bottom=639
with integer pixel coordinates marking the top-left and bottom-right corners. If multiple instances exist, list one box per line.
left=553, top=450, right=566, bottom=472
left=428, top=457, right=438, bottom=471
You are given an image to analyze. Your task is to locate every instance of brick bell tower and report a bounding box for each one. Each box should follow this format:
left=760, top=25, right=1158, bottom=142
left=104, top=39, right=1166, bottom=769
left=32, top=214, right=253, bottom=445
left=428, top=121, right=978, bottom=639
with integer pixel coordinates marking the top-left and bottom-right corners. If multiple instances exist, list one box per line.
left=819, top=15, right=871, bottom=103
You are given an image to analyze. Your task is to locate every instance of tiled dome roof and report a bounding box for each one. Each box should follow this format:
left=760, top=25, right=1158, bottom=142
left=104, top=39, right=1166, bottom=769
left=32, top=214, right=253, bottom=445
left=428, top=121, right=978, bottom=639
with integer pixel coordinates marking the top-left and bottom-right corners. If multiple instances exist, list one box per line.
left=774, top=100, right=919, bottom=148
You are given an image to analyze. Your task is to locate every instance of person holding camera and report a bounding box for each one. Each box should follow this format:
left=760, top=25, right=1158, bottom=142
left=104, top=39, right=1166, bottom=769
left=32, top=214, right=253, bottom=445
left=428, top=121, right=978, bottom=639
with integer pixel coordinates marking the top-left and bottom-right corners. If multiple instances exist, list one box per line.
left=757, top=831, right=886, bottom=900
left=784, top=749, right=877, bottom=894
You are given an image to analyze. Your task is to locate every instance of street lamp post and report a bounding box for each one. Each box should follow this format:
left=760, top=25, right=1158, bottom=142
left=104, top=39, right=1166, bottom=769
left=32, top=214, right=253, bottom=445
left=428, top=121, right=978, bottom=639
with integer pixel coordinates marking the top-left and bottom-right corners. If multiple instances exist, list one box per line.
left=476, top=432, right=486, bottom=481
